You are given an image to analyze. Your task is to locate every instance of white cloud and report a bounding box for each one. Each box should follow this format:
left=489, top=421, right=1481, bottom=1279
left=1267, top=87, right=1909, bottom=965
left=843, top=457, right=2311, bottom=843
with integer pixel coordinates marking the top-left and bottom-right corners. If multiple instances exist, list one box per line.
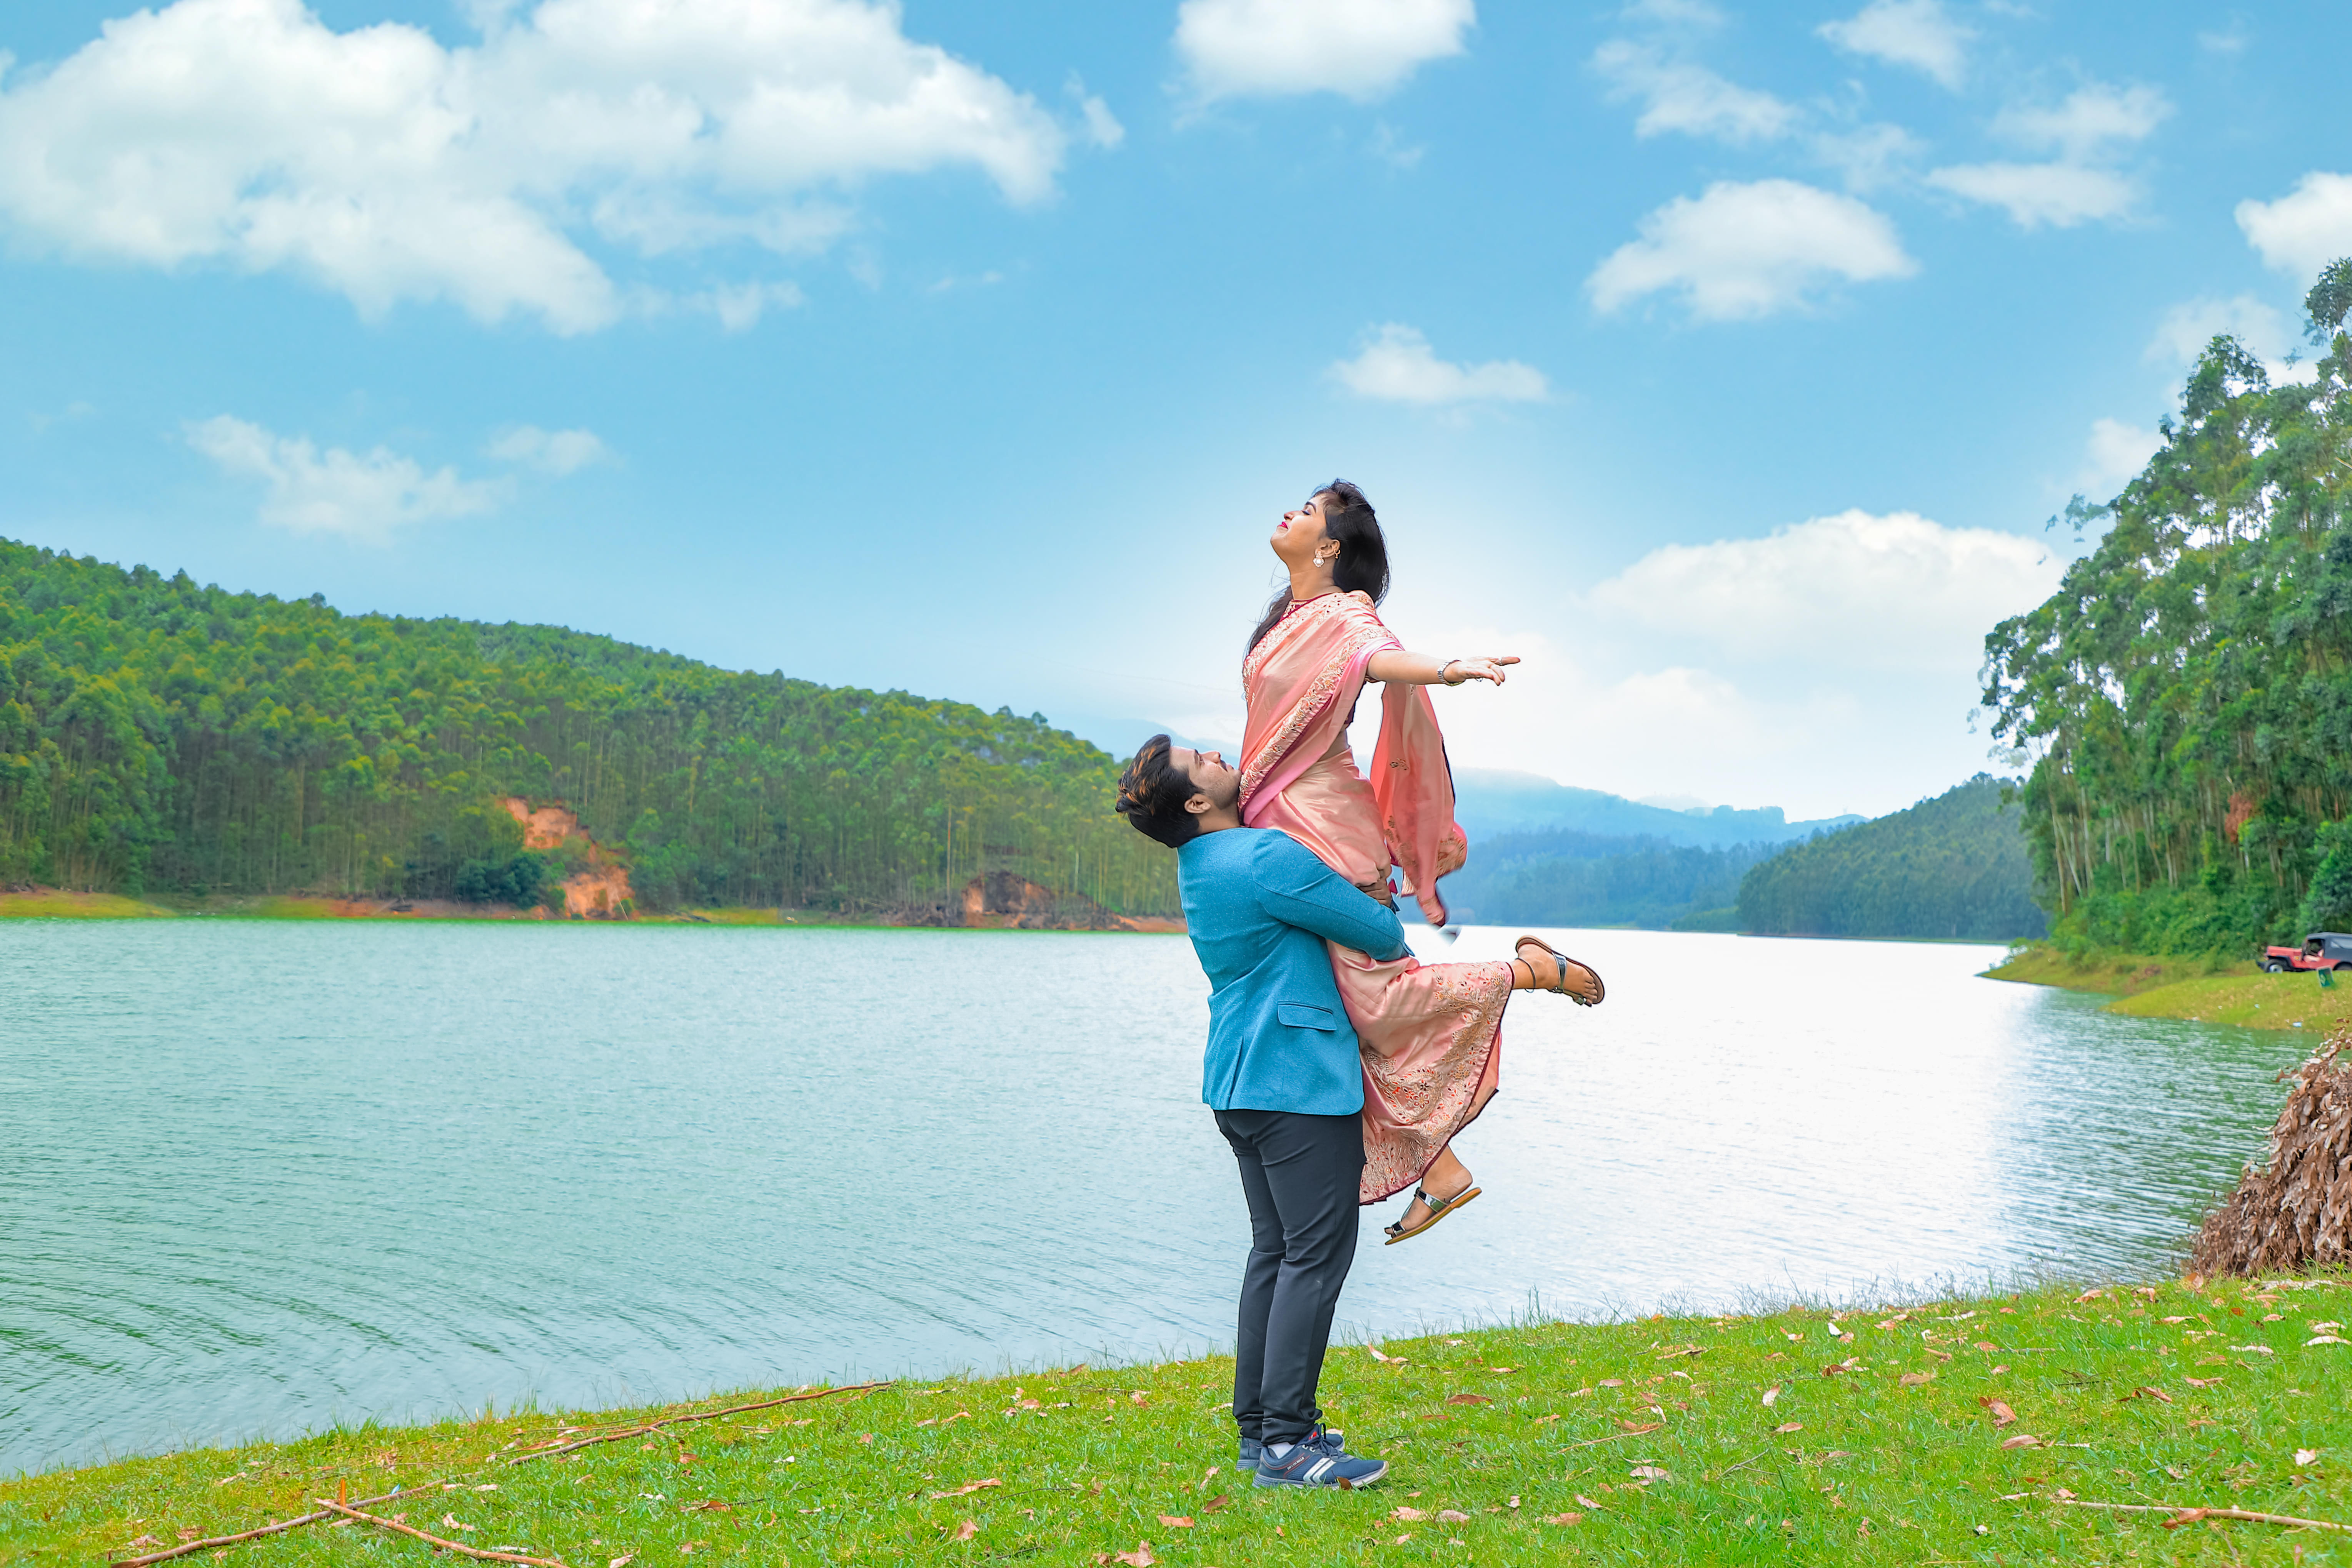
left=1591, top=40, right=1795, bottom=143
left=1817, top=0, right=1972, bottom=90
left=1928, top=85, right=2167, bottom=230
left=1925, top=162, right=2138, bottom=229
left=2237, top=173, right=2352, bottom=282
left=187, top=415, right=505, bottom=540
left=1587, top=179, right=1915, bottom=320
left=1812, top=123, right=1923, bottom=193
left=2075, top=417, right=2160, bottom=498
left=487, top=425, right=609, bottom=475
left=1079, top=96, right=1126, bottom=150
left=1327, top=324, right=1546, bottom=405
left=1173, top=0, right=1474, bottom=102
left=1584, top=510, right=2061, bottom=669
left=0, top=0, right=1068, bottom=334
left=2146, top=295, right=2290, bottom=367
left=1992, top=83, right=2169, bottom=159
left=692, top=279, right=806, bottom=332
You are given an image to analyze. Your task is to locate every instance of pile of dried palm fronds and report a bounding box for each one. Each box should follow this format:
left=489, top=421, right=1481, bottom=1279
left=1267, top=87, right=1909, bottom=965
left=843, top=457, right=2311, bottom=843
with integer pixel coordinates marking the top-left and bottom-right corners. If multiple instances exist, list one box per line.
left=2191, top=1029, right=2352, bottom=1275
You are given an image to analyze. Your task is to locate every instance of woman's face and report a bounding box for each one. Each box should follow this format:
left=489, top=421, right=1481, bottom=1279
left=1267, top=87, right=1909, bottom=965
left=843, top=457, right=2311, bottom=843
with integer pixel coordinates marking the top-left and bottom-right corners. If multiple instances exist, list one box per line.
left=1271, top=492, right=1332, bottom=572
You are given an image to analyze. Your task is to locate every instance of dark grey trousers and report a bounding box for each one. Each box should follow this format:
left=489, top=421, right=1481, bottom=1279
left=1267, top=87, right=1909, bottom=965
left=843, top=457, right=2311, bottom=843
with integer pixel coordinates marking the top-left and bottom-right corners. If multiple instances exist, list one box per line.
left=1213, top=1106, right=1363, bottom=1447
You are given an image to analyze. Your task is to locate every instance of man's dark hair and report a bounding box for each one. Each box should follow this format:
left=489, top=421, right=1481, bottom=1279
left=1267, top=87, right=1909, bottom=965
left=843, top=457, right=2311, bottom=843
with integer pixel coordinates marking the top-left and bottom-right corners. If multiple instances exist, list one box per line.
left=1116, top=734, right=1201, bottom=849
left=1249, top=479, right=1392, bottom=653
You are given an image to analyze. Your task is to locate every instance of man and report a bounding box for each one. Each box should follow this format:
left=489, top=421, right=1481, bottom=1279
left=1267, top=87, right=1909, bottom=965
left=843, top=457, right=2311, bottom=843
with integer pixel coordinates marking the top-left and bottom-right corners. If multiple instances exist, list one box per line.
left=1116, top=733, right=1400, bottom=1490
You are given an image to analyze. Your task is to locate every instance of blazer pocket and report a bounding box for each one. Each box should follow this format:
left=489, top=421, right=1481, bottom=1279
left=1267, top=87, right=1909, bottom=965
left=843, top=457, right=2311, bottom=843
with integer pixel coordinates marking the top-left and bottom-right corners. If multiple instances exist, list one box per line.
left=1277, top=1002, right=1338, bottom=1030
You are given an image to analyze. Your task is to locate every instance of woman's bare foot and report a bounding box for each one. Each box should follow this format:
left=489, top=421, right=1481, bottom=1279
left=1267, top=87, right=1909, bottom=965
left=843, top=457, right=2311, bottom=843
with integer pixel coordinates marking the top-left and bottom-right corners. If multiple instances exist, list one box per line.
left=1393, top=1146, right=1475, bottom=1233
left=1513, top=938, right=1600, bottom=1002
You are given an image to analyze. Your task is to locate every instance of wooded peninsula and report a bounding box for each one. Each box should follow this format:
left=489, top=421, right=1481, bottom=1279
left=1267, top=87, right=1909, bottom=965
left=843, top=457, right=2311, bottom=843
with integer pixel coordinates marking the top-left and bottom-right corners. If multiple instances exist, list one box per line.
left=0, top=541, right=1176, bottom=920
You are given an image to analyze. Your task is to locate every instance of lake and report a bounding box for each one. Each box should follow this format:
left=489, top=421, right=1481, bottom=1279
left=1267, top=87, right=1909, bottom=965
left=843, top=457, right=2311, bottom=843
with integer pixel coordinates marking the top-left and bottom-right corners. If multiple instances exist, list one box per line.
left=0, top=920, right=2298, bottom=1477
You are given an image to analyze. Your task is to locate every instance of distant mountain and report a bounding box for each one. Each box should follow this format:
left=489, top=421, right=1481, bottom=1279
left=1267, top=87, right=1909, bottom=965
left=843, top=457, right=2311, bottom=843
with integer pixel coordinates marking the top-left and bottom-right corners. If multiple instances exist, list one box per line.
left=1437, top=829, right=1781, bottom=931
left=1451, top=769, right=1862, bottom=849
left=1735, top=775, right=2046, bottom=941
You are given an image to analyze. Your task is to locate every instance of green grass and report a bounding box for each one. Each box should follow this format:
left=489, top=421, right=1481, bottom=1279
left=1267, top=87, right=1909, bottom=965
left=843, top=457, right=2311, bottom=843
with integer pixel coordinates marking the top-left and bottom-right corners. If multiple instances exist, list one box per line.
left=1983, top=945, right=2259, bottom=997
left=0, top=889, right=175, bottom=919
left=10, top=1279, right=2352, bottom=1565
left=2108, top=972, right=2352, bottom=1033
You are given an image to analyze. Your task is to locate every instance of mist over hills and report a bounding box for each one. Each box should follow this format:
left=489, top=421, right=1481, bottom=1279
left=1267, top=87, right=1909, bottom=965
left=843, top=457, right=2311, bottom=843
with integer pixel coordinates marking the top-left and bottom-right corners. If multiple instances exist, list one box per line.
left=1450, top=769, right=1862, bottom=850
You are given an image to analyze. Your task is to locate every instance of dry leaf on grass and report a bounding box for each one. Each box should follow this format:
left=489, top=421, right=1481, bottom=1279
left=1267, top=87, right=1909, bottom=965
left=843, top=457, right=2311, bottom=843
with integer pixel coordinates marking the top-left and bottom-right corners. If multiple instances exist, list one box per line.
left=1436, top=1510, right=1472, bottom=1523
left=1629, top=1466, right=1672, bottom=1483
left=2000, top=1435, right=2040, bottom=1450
left=1980, top=1399, right=2019, bottom=1427
left=2122, top=1387, right=2172, bottom=1404
left=1598, top=1378, right=1624, bottom=1388
left=1616, top=1419, right=1663, bottom=1435
left=1392, top=1506, right=1427, bottom=1522
left=1542, top=1511, right=1585, bottom=1525
left=2307, top=1335, right=2350, bottom=1346
left=2185, top=1376, right=2225, bottom=1388
left=1201, top=1495, right=1229, bottom=1514
left=1773, top=1421, right=1803, bottom=1434
left=1128, top=1392, right=1149, bottom=1406
left=1900, top=1372, right=1935, bottom=1387
left=1761, top=1387, right=1779, bottom=1407
left=1155, top=1514, right=1193, bottom=1529
left=1112, top=1545, right=1156, bottom=1568
left=607, top=1557, right=633, bottom=1568
left=1447, top=1393, right=1492, bottom=1405
left=1368, top=1344, right=1405, bottom=1364
left=1821, top=1359, right=1858, bottom=1377
left=948, top=1520, right=977, bottom=1542
left=931, top=1479, right=1003, bottom=1499
left=1574, top=1494, right=1605, bottom=1510
left=2297, top=1448, right=2322, bottom=1465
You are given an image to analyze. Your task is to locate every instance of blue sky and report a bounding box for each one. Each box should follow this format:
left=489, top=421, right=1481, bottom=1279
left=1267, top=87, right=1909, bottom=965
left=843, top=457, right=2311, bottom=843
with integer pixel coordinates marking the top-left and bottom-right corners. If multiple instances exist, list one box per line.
left=1, top=0, right=2345, bottom=817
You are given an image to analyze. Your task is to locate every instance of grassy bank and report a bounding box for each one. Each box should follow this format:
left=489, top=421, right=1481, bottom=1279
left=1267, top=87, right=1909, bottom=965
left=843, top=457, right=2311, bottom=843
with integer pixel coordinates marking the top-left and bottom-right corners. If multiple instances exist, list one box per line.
left=1982, top=945, right=2259, bottom=997
left=10, top=1280, right=2352, bottom=1566
left=1984, top=944, right=2352, bottom=1032
left=0, top=892, right=1176, bottom=931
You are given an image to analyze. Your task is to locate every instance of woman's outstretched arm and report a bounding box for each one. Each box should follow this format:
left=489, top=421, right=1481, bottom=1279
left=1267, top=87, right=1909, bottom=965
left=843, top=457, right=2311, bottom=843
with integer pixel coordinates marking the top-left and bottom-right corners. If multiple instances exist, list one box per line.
left=1364, top=651, right=1519, bottom=687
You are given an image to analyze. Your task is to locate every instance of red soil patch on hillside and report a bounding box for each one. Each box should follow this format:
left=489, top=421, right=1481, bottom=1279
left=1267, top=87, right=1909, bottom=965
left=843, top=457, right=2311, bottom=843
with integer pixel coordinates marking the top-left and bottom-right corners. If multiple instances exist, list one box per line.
left=502, top=797, right=635, bottom=918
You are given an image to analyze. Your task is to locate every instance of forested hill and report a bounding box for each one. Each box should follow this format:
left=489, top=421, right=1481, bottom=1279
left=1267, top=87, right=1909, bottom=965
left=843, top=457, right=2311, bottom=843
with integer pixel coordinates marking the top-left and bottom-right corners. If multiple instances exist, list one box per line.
left=1983, top=259, right=2352, bottom=956
left=0, top=540, right=1174, bottom=914
left=1735, top=776, right=2046, bottom=941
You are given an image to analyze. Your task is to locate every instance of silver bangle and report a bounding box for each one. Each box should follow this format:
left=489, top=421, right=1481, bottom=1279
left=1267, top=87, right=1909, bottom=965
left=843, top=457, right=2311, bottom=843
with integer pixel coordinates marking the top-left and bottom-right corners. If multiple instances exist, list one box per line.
left=1442, top=659, right=1466, bottom=686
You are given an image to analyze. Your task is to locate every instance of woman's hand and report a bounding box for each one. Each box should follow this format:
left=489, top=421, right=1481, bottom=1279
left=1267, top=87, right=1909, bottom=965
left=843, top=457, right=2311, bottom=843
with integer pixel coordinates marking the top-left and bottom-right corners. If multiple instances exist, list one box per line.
left=1366, top=650, right=1522, bottom=686
left=1443, top=656, right=1519, bottom=687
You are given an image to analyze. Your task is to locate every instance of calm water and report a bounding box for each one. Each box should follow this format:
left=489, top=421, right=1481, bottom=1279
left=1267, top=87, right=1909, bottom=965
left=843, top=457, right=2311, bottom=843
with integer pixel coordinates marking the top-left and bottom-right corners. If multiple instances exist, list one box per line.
left=0, top=921, right=2299, bottom=1476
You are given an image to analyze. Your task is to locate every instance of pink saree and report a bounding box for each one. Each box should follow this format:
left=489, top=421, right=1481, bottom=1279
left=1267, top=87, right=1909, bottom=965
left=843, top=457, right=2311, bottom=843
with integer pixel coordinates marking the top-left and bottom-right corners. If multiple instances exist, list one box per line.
left=1239, top=591, right=1514, bottom=1204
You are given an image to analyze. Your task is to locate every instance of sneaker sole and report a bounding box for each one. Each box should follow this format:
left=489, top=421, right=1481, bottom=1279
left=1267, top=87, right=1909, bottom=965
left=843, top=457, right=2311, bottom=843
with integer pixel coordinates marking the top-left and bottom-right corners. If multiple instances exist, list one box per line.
left=1253, top=1460, right=1388, bottom=1489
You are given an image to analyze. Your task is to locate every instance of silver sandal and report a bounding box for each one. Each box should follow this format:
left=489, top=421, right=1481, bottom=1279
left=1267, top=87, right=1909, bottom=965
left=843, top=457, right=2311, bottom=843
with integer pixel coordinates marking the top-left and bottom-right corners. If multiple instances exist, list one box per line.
left=1383, top=1183, right=1481, bottom=1245
left=1514, top=936, right=1605, bottom=1006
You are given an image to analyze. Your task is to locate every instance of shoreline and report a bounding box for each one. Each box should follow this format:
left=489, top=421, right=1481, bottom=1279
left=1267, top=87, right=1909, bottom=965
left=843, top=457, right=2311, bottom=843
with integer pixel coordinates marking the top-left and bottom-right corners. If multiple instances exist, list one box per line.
left=8, top=1276, right=2345, bottom=1563
left=1983, top=944, right=2352, bottom=1032
left=0, top=887, right=1185, bottom=933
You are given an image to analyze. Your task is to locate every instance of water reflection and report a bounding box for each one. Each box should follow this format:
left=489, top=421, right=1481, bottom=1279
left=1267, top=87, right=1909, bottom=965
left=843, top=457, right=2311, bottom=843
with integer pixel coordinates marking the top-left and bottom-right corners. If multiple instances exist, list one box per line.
left=0, top=921, right=2294, bottom=1475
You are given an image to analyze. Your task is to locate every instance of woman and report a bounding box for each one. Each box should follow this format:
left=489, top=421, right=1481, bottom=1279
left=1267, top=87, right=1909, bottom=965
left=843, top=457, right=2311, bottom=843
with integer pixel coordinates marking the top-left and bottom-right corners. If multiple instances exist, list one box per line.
left=1240, top=480, right=1603, bottom=1243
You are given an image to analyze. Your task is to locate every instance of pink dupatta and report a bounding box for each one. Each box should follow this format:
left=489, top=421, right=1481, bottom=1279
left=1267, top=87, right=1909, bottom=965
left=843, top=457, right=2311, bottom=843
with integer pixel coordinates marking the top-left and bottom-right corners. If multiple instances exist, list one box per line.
left=1239, top=591, right=1511, bottom=1202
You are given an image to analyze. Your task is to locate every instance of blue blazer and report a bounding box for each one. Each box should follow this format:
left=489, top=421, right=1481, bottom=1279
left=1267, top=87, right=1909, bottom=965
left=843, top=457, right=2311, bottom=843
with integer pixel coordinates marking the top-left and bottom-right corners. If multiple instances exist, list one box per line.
left=1176, top=827, right=1410, bottom=1116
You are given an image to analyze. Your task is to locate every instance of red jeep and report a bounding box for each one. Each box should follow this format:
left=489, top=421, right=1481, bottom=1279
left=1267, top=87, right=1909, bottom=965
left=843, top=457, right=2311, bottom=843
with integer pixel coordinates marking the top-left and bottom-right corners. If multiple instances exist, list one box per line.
left=2263, top=932, right=2352, bottom=972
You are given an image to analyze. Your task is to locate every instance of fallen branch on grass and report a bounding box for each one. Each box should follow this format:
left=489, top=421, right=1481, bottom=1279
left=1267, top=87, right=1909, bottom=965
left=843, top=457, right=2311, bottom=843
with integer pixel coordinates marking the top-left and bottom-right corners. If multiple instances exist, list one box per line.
left=2057, top=1498, right=2352, bottom=1532
left=316, top=1498, right=569, bottom=1564
left=106, top=1382, right=893, bottom=1568
left=507, top=1381, right=893, bottom=1462
left=109, top=1486, right=415, bottom=1568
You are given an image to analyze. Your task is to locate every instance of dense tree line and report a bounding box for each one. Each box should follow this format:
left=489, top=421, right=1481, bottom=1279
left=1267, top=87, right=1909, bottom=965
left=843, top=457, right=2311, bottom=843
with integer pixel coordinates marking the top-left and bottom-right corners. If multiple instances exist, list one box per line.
left=0, top=541, right=1176, bottom=915
left=1735, top=776, right=2045, bottom=941
left=1440, top=827, right=1780, bottom=930
left=1982, top=260, right=2352, bottom=956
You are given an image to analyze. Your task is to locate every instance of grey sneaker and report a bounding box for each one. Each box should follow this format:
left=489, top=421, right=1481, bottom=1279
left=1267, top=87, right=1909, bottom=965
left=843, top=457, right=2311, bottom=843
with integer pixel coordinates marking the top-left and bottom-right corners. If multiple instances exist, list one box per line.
left=1240, top=1423, right=1342, bottom=1470
left=1253, top=1439, right=1387, bottom=1490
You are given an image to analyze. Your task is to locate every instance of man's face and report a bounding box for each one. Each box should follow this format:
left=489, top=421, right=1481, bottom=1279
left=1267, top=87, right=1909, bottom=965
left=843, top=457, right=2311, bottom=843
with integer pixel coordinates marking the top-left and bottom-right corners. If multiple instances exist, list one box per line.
left=1170, top=745, right=1239, bottom=814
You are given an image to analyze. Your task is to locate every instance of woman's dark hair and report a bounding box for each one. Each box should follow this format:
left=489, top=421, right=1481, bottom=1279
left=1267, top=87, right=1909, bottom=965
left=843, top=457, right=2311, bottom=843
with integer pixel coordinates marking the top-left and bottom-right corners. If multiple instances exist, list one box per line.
left=1248, top=479, right=1390, bottom=654
left=1116, top=734, right=1201, bottom=849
